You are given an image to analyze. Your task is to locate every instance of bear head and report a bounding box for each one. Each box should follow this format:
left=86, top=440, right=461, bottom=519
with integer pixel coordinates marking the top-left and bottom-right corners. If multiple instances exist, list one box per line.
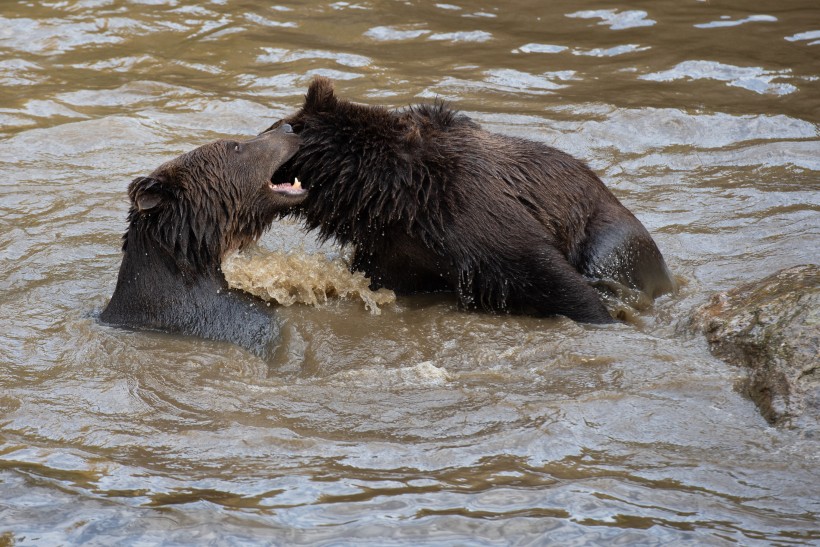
left=124, top=124, right=304, bottom=277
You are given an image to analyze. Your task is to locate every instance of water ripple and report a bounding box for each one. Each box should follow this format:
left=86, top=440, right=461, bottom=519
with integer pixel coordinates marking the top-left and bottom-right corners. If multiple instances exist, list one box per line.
left=428, top=30, right=493, bottom=43
left=364, top=25, right=430, bottom=41
left=0, top=0, right=818, bottom=544
left=257, top=47, right=371, bottom=68
left=785, top=29, right=820, bottom=45
left=694, top=14, right=777, bottom=29
left=640, top=60, right=797, bottom=95
left=566, top=9, right=656, bottom=30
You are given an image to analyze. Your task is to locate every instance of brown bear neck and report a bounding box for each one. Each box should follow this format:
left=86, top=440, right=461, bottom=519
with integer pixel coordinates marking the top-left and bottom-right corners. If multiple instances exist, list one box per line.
left=100, top=226, right=278, bottom=358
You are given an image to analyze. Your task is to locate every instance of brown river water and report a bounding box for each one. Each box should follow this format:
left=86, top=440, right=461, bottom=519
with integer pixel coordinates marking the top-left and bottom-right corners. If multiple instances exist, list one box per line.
left=1, top=1, right=819, bottom=545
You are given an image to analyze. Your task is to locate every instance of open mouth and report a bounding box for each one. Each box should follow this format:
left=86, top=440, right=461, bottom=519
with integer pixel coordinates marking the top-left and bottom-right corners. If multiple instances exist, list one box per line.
left=269, top=176, right=305, bottom=196
left=267, top=145, right=306, bottom=201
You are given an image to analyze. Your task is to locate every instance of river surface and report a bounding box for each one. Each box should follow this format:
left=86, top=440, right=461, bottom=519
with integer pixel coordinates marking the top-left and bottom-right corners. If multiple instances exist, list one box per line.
left=1, top=1, right=819, bottom=545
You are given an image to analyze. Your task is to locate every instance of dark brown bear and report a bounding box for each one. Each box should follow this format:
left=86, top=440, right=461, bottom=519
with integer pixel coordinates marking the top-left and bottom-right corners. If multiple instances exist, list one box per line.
left=271, top=77, right=674, bottom=323
left=101, top=125, right=305, bottom=356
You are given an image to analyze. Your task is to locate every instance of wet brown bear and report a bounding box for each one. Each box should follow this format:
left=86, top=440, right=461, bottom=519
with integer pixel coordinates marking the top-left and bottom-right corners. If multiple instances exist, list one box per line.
left=270, top=77, right=674, bottom=323
left=101, top=125, right=305, bottom=356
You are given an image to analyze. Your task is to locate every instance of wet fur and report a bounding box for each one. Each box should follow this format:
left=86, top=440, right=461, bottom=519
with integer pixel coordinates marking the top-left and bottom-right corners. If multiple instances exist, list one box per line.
left=101, top=129, right=301, bottom=356
left=278, top=77, right=674, bottom=323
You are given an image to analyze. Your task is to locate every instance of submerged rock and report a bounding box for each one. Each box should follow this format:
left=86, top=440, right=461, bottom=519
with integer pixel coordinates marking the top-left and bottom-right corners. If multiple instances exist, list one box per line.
left=688, top=265, right=819, bottom=432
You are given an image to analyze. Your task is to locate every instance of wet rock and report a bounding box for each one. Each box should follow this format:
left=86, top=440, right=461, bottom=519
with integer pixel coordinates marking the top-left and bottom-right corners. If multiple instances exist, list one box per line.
left=688, top=265, right=819, bottom=431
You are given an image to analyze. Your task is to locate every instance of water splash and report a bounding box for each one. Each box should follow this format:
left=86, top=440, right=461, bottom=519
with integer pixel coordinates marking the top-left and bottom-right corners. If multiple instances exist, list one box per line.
left=223, top=245, right=395, bottom=314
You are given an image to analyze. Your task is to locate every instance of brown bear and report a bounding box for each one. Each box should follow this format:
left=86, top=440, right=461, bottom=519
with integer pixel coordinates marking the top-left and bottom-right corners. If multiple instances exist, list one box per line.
left=100, top=125, right=305, bottom=356
left=269, top=77, right=674, bottom=323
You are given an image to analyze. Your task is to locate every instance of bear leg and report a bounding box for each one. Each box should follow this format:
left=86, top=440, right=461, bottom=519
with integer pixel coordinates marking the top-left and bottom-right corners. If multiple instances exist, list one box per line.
left=578, top=208, right=675, bottom=299
left=458, top=245, right=615, bottom=324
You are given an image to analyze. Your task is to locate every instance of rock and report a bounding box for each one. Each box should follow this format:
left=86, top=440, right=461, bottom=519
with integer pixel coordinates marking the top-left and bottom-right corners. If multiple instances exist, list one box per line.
left=688, top=265, right=819, bottom=431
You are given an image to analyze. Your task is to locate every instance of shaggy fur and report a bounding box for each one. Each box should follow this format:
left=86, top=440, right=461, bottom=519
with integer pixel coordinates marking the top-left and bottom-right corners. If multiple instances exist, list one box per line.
left=271, top=77, right=674, bottom=324
left=101, top=126, right=304, bottom=356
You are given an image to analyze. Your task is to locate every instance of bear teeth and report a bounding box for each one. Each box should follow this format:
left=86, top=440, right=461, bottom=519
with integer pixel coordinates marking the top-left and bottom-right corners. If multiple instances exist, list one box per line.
left=269, top=178, right=306, bottom=196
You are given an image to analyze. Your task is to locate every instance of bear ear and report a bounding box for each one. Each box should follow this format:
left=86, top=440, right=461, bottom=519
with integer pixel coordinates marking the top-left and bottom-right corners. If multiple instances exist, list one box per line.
left=303, top=76, right=337, bottom=113
left=128, top=175, right=174, bottom=212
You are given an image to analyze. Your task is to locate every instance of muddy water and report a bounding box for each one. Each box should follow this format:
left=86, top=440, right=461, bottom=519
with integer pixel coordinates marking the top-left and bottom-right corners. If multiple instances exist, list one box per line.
left=1, top=0, right=818, bottom=544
